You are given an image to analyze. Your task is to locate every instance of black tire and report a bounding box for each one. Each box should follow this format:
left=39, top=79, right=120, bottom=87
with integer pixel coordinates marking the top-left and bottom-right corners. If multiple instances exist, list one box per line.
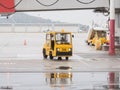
left=49, top=54, right=53, bottom=60
left=58, top=57, right=62, bottom=60
left=43, top=49, right=47, bottom=59
left=91, top=44, right=95, bottom=46
left=66, top=57, right=69, bottom=60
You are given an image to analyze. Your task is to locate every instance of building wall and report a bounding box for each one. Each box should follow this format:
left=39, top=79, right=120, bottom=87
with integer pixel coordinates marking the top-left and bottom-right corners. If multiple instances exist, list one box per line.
left=0, top=23, right=79, bottom=33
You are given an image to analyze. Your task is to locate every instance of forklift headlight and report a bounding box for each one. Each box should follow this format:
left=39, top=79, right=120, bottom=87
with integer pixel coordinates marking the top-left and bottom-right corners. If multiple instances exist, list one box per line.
left=57, top=48, right=60, bottom=51
left=68, top=48, right=71, bottom=51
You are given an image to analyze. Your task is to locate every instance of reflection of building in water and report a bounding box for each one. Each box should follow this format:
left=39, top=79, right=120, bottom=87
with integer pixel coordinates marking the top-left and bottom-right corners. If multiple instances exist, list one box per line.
left=45, top=72, right=72, bottom=86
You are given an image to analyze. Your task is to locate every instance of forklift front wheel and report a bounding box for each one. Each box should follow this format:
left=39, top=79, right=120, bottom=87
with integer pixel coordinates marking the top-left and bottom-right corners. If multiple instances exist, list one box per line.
left=58, top=57, right=62, bottom=60
left=49, top=54, right=53, bottom=60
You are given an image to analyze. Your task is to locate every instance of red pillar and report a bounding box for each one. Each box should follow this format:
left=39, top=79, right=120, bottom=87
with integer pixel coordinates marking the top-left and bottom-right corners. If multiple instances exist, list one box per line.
left=109, top=0, right=115, bottom=55
left=109, top=20, right=115, bottom=55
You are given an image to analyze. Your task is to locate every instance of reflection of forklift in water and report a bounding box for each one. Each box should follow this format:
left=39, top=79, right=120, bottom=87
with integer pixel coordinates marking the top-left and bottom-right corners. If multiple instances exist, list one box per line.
left=45, top=72, right=72, bottom=86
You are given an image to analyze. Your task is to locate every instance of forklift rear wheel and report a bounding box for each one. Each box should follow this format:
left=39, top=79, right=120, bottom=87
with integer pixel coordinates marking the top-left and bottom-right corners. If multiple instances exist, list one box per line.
left=43, top=49, right=47, bottom=59
left=66, top=57, right=69, bottom=60
left=87, top=43, right=90, bottom=45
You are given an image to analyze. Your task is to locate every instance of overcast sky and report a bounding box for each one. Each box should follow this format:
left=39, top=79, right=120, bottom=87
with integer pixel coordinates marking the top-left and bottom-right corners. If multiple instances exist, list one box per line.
left=26, top=10, right=108, bottom=26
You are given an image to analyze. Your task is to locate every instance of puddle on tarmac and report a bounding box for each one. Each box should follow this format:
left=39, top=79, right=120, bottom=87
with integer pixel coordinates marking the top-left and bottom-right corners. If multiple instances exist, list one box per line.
left=56, top=66, right=72, bottom=70
left=0, top=72, right=120, bottom=90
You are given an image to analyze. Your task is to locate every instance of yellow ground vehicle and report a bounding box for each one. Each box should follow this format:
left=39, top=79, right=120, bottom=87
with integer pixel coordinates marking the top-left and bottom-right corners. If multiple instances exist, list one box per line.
left=86, top=27, right=109, bottom=50
left=43, top=30, right=73, bottom=60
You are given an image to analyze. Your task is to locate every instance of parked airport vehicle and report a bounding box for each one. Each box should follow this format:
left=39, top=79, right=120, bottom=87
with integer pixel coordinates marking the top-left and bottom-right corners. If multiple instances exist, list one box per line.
left=86, top=27, right=109, bottom=50
left=43, top=29, right=73, bottom=60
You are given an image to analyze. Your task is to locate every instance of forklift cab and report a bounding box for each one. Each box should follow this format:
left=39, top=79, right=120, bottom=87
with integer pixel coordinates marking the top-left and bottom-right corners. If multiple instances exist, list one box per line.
left=43, top=30, right=73, bottom=60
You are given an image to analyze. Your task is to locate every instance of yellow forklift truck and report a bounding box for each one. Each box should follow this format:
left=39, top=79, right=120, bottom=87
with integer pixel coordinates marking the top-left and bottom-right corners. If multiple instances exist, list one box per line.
left=86, top=27, right=109, bottom=50
left=43, top=30, right=73, bottom=60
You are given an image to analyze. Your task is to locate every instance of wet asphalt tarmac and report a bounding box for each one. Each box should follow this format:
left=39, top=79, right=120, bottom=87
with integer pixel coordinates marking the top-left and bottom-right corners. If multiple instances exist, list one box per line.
left=0, top=33, right=120, bottom=90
